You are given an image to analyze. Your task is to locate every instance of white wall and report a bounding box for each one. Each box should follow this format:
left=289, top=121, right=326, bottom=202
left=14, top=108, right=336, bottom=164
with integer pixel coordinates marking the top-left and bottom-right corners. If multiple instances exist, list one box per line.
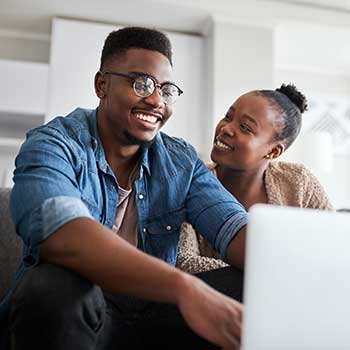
left=0, top=149, right=18, bottom=187
left=0, top=59, right=48, bottom=115
left=202, top=19, right=274, bottom=159
left=275, top=22, right=350, bottom=208
left=212, top=21, right=274, bottom=118
left=276, top=69, right=350, bottom=98
left=0, top=59, right=48, bottom=187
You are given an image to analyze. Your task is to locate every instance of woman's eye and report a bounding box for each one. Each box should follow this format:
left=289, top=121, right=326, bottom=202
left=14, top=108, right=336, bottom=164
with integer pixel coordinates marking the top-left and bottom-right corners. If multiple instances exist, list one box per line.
left=240, top=124, right=252, bottom=133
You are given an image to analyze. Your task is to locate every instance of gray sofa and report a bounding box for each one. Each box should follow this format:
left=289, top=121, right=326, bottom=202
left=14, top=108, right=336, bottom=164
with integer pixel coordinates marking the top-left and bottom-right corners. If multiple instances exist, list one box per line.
left=0, top=188, right=22, bottom=301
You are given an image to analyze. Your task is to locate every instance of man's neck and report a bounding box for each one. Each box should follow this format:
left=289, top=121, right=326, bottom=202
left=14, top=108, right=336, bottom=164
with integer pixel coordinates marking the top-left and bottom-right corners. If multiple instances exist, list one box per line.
left=97, top=110, right=143, bottom=188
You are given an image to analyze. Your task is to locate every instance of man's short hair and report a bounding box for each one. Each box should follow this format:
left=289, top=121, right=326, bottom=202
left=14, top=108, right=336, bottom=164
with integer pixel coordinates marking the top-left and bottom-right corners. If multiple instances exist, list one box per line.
left=100, top=26, right=173, bottom=69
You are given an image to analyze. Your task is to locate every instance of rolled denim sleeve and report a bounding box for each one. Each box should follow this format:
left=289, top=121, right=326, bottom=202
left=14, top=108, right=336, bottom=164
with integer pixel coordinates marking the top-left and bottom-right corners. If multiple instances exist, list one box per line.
left=10, top=127, right=93, bottom=254
left=185, top=158, right=248, bottom=259
left=31, top=196, right=92, bottom=246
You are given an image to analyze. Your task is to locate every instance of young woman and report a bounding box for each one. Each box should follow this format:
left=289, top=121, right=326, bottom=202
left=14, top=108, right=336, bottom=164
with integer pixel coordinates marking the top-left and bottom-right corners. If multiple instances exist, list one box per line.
left=176, top=84, right=333, bottom=274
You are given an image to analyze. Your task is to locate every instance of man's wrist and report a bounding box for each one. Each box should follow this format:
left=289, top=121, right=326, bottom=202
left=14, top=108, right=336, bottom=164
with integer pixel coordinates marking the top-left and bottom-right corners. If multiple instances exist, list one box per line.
left=171, top=269, right=194, bottom=306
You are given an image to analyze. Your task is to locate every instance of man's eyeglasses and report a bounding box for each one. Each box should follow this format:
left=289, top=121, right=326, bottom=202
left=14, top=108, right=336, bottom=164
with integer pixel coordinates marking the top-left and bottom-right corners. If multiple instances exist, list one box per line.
left=102, top=70, right=183, bottom=105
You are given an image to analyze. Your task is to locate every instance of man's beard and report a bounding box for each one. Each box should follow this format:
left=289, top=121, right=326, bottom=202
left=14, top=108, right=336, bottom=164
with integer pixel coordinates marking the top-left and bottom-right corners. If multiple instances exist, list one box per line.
left=123, top=130, right=155, bottom=149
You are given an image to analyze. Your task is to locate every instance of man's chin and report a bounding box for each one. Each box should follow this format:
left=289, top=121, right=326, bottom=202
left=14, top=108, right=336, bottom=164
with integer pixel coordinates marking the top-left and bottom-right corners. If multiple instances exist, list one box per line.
left=124, top=131, right=156, bottom=148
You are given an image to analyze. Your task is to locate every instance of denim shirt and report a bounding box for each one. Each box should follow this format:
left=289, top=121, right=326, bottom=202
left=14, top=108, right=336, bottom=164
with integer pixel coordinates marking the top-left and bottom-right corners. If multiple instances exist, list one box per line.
left=0, top=108, right=247, bottom=321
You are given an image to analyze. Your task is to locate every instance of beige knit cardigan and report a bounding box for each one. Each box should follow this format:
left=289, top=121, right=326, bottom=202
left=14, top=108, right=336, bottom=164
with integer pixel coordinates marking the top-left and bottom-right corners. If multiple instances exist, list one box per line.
left=176, top=161, right=334, bottom=274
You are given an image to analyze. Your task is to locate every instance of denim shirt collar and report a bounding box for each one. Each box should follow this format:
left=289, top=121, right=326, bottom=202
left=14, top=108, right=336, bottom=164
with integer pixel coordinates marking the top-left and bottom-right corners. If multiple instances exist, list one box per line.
left=140, top=147, right=151, bottom=177
left=89, top=108, right=151, bottom=177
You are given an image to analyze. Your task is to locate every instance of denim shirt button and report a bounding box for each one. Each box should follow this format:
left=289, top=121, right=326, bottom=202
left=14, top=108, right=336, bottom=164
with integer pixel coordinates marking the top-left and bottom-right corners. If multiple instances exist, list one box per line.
left=165, top=225, right=172, bottom=231
left=23, top=255, right=36, bottom=267
left=143, top=228, right=147, bottom=233
left=91, top=138, right=98, bottom=150
left=138, top=194, right=144, bottom=200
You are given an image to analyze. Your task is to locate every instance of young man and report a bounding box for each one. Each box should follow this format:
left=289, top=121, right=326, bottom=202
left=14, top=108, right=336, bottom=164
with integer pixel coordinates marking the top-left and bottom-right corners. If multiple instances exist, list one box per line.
left=1, top=27, right=247, bottom=349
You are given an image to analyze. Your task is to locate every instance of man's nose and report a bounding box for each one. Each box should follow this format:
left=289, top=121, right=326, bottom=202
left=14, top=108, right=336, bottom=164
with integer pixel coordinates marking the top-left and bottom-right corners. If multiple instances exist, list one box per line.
left=143, top=88, right=165, bottom=109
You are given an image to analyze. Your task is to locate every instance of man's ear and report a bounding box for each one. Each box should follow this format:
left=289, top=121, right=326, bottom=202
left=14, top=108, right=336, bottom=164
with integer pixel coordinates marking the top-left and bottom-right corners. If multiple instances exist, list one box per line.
left=94, top=71, right=107, bottom=99
left=265, top=143, right=285, bottom=160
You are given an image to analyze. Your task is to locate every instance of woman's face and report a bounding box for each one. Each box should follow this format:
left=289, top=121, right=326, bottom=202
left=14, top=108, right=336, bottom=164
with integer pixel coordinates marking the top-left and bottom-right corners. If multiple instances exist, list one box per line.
left=211, top=92, right=283, bottom=171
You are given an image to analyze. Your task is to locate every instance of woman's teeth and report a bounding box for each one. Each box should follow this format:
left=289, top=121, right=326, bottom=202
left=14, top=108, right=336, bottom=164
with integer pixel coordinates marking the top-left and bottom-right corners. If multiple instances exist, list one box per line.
left=135, top=113, right=158, bottom=123
left=216, top=140, right=232, bottom=150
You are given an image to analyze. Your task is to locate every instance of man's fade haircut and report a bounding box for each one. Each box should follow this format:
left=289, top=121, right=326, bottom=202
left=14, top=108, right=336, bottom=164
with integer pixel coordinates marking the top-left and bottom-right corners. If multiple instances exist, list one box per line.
left=100, top=26, right=173, bottom=70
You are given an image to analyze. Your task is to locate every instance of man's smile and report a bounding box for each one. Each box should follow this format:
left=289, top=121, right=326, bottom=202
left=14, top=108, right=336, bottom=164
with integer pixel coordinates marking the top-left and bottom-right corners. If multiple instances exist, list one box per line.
left=132, top=110, right=164, bottom=130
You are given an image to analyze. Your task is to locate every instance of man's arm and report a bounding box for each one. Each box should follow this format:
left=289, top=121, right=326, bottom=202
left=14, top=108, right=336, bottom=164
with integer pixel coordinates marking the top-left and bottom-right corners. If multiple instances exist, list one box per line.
left=184, top=158, right=248, bottom=268
left=40, top=217, right=242, bottom=349
left=226, top=226, right=247, bottom=270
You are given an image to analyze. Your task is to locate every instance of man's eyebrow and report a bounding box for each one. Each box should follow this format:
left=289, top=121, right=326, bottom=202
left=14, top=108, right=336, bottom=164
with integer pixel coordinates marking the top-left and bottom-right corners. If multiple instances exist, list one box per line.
left=129, top=71, right=175, bottom=84
left=128, top=71, right=148, bottom=76
left=241, top=114, right=258, bottom=127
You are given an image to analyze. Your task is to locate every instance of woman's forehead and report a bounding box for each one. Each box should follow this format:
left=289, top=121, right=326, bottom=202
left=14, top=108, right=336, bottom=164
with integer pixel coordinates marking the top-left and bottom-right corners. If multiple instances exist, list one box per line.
left=232, top=92, right=280, bottom=127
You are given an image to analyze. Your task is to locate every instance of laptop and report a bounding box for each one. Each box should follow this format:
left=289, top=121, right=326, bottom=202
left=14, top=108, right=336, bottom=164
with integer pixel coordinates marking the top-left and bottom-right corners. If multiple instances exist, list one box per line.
left=242, top=204, right=350, bottom=350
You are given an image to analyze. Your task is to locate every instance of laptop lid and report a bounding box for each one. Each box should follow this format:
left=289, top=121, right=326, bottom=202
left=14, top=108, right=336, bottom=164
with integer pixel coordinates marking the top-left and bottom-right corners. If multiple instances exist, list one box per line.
left=242, top=204, right=350, bottom=350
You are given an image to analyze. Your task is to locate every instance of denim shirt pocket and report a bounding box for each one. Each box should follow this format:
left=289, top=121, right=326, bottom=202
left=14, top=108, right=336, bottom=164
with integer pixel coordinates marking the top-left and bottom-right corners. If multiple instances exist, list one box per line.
left=143, top=207, right=186, bottom=266
left=81, top=194, right=103, bottom=222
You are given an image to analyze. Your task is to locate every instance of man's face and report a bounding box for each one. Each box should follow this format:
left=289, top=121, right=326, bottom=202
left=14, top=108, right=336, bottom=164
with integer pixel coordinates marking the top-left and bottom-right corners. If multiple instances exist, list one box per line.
left=96, top=48, right=174, bottom=147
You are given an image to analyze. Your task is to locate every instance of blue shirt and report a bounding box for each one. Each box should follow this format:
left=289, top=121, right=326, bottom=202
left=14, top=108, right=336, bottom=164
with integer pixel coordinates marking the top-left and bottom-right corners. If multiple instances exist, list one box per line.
left=0, top=107, right=247, bottom=321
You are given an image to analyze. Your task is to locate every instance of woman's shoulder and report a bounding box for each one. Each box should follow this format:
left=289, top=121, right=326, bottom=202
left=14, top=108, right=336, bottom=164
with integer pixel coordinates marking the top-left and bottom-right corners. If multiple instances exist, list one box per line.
left=266, top=161, right=333, bottom=209
left=267, top=161, right=313, bottom=180
left=265, top=161, right=311, bottom=204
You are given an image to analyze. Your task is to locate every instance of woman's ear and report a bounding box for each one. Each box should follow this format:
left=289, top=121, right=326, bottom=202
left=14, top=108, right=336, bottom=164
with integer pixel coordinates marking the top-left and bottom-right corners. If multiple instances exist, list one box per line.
left=265, top=143, right=285, bottom=160
left=94, top=71, right=107, bottom=99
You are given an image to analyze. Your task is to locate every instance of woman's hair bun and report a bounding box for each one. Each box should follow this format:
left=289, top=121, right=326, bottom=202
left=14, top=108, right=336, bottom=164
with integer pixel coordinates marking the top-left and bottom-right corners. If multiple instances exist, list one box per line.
left=276, top=83, right=308, bottom=114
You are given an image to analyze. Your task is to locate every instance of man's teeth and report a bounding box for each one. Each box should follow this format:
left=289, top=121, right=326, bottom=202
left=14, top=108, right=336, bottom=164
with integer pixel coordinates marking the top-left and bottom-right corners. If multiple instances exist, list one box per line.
left=135, top=113, right=158, bottom=123
left=216, top=140, right=232, bottom=150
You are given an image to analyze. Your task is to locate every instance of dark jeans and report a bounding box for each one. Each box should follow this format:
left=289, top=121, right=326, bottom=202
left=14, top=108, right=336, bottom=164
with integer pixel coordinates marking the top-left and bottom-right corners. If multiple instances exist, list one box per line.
left=8, top=264, right=243, bottom=350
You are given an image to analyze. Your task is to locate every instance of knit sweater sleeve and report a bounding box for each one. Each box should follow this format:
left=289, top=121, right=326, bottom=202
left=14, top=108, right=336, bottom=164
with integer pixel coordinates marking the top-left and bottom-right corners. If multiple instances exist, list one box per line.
left=176, top=222, right=228, bottom=274
left=266, top=161, right=334, bottom=210
left=300, top=165, right=334, bottom=210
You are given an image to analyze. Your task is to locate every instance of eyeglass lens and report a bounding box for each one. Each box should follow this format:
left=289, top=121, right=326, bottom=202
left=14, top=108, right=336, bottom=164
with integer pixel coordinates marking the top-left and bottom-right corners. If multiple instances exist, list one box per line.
left=133, top=76, right=180, bottom=104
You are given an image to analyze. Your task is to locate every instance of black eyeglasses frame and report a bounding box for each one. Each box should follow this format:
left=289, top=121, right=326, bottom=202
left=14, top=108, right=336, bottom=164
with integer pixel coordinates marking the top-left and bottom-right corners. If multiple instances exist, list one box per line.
left=101, top=70, right=183, bottom=104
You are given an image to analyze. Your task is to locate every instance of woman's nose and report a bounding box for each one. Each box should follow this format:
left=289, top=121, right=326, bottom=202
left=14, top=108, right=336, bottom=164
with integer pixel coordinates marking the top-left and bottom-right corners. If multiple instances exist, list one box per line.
left=220, top=123, right=235, bottom=137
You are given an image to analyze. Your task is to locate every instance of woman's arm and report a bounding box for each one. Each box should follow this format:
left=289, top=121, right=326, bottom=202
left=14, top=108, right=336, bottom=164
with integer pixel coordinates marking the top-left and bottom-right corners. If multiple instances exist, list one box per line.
left=176, top=222, right=229, bottom=274
left=304, top=170, right=334, bottom=210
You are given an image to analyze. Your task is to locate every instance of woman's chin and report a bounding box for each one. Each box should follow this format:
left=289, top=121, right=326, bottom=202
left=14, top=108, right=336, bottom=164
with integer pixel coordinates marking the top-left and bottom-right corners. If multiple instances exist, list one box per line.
left=209, top=149, right=217, bottom=162
left=210, top=152, right=225, bottom=167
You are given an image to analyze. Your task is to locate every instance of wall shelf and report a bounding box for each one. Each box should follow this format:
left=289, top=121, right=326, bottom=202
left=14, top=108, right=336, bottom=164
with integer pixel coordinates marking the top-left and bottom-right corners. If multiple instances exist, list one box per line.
left=0, top=137, right=23, bottom=149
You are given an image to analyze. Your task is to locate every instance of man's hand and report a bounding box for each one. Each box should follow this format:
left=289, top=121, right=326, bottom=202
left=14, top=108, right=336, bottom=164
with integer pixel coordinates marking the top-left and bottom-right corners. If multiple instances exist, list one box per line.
left=176, top=273, right=242, bottom=350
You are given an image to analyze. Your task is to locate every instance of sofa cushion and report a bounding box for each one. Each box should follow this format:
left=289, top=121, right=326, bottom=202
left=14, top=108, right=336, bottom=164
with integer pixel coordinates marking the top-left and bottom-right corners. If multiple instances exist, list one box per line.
left=0, top=188, right=22, bottom=301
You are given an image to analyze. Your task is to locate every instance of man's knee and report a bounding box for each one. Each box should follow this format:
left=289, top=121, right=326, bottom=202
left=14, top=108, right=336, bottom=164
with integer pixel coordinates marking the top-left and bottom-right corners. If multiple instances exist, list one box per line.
left=10, top=263, right=105, bottom=332
left=195, top=266, right=244, bottom=302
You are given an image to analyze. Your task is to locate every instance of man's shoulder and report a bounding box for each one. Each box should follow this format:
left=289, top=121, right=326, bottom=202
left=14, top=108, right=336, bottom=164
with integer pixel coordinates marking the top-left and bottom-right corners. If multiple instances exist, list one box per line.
left=33, top=108, right=95, bottom=138
left=17, top=108, right=97, bottom=163
left=22, top=108, right=96, bottom=153
left=156, top=132, right=197, bottom=155
left=149, top=132, right=200, bottom=173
